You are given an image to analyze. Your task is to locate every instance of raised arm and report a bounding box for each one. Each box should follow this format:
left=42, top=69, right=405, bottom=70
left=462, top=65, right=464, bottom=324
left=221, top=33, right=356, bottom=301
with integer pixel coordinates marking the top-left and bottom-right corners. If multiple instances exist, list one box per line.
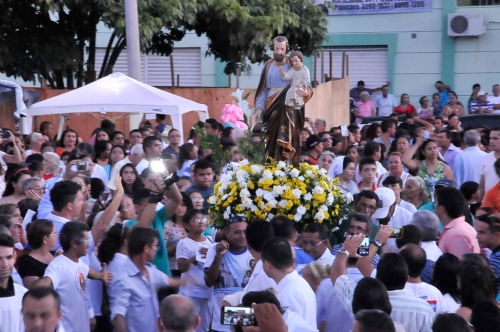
left=402, top=136, right=424, bottom=171
left=357, top=226, right=392, bottom=277
left=2, top=131, right=22, bottom=163
left=92, top=175, right=124, bottom=243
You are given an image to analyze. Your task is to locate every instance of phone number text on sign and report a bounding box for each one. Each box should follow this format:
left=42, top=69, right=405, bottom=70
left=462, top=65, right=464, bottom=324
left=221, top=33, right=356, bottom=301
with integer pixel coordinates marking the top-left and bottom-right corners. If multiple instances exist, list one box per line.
left=316, top=0, right=432, bottom=15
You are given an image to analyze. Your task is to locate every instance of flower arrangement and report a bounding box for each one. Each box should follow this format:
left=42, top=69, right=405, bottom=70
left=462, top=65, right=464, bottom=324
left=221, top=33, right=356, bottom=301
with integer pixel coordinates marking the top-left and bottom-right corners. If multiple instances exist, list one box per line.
left=208, top=160, right=352, bottom=232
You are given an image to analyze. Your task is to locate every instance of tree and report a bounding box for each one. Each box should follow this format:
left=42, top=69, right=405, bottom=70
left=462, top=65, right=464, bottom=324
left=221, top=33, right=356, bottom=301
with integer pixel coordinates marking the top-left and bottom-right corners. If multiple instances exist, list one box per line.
left=0, top=0, right=329, bottom=88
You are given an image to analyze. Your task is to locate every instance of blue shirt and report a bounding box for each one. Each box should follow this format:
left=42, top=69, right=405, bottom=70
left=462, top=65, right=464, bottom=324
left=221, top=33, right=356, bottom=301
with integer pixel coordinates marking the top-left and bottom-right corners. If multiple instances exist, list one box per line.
left=110, top=258, right=169, bottom=332
left=453, top=146, right=487, bottom=188
left=491, top=247, right=500, bottom=294
left=439, top=88, right=449, bottom=106
left=421, top=259, right=435, bottom=284
left=126, top=206, right=172, bottom=276
left=255, top=62, right=291, bottom=111
left=375, top=94, right=397, bottom=116
left=292, top=246, right=313, bottom=275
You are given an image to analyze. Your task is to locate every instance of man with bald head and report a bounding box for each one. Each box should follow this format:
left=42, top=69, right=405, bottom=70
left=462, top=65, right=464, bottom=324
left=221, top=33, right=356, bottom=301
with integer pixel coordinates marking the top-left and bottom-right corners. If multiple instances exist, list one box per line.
left=157, top=295, right=200, bottom=332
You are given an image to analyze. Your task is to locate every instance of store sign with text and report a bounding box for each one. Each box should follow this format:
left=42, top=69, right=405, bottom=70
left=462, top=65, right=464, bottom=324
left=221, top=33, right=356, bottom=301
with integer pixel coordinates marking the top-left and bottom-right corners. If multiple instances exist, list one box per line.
left=314, top=0, right=432, bottom=15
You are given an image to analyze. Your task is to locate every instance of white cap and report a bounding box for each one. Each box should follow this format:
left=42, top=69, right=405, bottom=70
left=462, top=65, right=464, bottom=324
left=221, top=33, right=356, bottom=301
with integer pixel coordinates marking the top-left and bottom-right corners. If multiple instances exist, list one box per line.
left=372, top=187, right=396, bottom=219
left=478, top=91, right=488, bottom=97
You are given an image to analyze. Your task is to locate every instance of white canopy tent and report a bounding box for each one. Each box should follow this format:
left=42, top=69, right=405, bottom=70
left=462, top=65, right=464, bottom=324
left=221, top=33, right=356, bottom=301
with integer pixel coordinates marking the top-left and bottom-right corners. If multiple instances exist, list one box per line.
left=27, top=72, right=208, bottom=142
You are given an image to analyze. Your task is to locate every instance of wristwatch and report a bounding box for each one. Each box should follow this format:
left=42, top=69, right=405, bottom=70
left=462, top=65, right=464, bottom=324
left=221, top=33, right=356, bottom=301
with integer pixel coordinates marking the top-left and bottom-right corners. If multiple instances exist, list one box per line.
left=338, top=248, right=349, bottom=257
left=371, top=240, right=382, bottom=248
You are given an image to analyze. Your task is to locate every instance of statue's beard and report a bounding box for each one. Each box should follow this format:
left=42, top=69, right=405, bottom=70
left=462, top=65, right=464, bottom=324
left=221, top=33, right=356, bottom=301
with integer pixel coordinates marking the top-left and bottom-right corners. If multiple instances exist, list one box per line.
left=273, top=54, right=285, bottom=62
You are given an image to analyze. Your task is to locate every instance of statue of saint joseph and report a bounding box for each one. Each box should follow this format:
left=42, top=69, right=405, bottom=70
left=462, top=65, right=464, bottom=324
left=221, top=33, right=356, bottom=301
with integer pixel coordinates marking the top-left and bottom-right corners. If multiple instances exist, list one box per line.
left=253, top=36, right=313, bottom=166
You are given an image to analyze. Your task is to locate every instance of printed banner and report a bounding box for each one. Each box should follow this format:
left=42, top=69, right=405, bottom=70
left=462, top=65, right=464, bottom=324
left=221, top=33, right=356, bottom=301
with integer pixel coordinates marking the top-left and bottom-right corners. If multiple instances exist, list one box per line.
left=314, top=0, right=432, bottom=15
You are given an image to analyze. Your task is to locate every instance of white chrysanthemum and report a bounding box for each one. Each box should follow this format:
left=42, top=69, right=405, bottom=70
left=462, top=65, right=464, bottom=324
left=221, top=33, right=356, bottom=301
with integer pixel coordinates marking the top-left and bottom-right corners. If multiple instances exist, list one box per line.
left=236, top=169, right=249, bottom=179
left=327, top=193, right=334, bottom=205
left=306, top=170, right=314, bottom=178
left=256, top=188, right=265, bottom=197
left=290, top=168, right=300, bottom=178
left=294, top=214, right=302, bottom=222
left=240, top=189, right=251, bottom=199
left=208, top=196, right=216, bottom=204
left=273, top=185, right=284, bottom=196
left=319, top=205, right=328, bottom=213
left=297, top=205, right=307, bottom=215
left=262, top=170, right=273, bottom=180
left=331, top=227, right=339, bottom=232
left=277, top=161, right=287, bottom=169
left=304, top=193, right=312, bottom=201
left=318, top=168, right=327, bottom=176
left=250, top=205, right=258, bottom=212
left=292, top=189, right=302, bottom=199
left=312, top=186, right=324, bottom=195
left=268, top=200, right=277, bottom=208
left=240, top=159, right=250, bottom=165
left=251, top=165, right=263, bottom=174
left=274, top=170, right=285, bottom=178
left=263, top=192, right=275, bottom=202
left=346, top=193, right=354, bottom=204
left=222, top=194, right=229, bottom=201
left=259, top=201, right=266, bottom=209
left=298, top=176, right=305, bottom=182
left=314, top=211, right=323, bottom=220
left=241, top=198, right=253, bottom=209
left=278, top=200, right=288, bottom=209
left=267, top=213, right=275, bottom=221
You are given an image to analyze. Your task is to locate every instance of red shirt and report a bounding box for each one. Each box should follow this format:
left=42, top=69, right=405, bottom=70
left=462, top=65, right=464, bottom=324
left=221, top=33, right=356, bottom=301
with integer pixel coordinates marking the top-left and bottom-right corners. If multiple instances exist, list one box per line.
left=394, top=104, right=416, bottom=115
left=357, top=182, right=377, bottom=192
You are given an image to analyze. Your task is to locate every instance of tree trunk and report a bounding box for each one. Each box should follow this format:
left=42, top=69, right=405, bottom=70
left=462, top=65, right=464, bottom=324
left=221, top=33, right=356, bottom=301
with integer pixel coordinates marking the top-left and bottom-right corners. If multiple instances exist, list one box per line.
left=99, top=30, right=117, bottom=79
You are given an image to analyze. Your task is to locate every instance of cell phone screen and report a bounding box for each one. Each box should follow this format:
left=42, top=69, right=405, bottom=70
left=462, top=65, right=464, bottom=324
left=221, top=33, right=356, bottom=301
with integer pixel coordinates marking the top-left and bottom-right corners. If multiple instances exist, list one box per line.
left=389, top=228, right=403, bottom=239
left=357, top=236, right=370, bottom=256
left=221, top=306, right=255, bottom=326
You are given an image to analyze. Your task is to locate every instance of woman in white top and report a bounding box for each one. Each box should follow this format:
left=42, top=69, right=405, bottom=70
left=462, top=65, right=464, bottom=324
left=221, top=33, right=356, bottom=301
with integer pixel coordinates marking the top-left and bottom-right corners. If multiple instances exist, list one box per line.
left=337, top=157, right=359, bottom=198
left=378, top=152, right=410, bottom=187
left=176, top=143, right=198, bottom=178
left=176, top=209, right=213, bottom=332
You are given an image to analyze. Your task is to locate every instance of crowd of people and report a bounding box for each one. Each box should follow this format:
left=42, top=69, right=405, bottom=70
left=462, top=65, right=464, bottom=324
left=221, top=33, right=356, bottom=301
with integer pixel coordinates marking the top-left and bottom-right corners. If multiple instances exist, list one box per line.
left=1, top=96, right=500, bottom=332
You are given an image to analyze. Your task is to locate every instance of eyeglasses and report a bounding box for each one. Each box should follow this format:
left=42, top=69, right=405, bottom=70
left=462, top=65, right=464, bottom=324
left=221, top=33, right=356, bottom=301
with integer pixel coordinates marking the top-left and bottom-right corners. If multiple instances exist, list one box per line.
left=194, top=218, right=207, bottom=224
left=149, top=243, right=159, bottom=249
left=77, top=239, right=89, bottom=244
left=47, top=233, right=59, bottom=238
left=357, top=202, right=377, bottom=212
left=169, top=135, right=181, bottom=138
left=191, top=197, right=204, bottom=202
left=28, top=186, right=45, bottom=192
left=303, top=239, right=326, bottom=247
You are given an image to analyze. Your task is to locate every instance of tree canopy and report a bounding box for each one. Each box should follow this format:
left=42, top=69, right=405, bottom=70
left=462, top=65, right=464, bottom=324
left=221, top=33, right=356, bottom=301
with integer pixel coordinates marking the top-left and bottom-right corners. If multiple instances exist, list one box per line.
left=0, top=0, right=329, bottom=88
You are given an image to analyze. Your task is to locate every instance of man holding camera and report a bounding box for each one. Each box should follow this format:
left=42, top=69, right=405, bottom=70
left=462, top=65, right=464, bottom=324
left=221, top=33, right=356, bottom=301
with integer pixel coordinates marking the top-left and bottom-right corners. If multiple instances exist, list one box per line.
left=126, top=165, right=182, bottom=276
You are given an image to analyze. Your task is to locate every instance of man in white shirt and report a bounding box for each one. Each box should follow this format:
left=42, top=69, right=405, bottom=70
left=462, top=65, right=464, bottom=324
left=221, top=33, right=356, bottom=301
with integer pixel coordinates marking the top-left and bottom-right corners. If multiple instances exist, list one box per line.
left=241, top=290, right=317, bottom=332
left=136, top=136, right=163, bottom=175
left=302, top=223, right=335, bottom=265
left=410, top=211, right=443, bottom=262
left=0, top=233, right=27, bottom=332
left=400, top=244, right=445, bottom=314
left=222, top=220, right=276, bottom=306
left=22, top=287, right=66, bottom=332
left=488, top=84, right=500, bottom=113
left=204, top=218, right=253, bottom=332
left=480, top=128, right=500, bottom=201
left=375, top=85, right=397, bottom=116
left=108, top=144, right=144, bottom=191
left=35, top=221, right=112, bottom=332
left=372, top=187, right=414, bottom=253
left=261, top=237, right=317, bottom=329
left=453, top=129, right=487, bottom=188
left=332, top=233, right=434, bottom=332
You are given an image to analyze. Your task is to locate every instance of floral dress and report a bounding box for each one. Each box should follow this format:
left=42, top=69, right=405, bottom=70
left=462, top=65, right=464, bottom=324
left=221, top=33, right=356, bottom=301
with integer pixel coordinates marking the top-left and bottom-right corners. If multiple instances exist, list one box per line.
left=417, top=160, right=445, bottom=198
left=164, top=220, right=187, bottom=270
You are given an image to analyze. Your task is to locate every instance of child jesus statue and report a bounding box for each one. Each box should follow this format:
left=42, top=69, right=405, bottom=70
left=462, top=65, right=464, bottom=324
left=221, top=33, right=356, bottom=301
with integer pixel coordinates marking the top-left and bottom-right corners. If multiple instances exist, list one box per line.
left=279, top=50, right=310, bottom=109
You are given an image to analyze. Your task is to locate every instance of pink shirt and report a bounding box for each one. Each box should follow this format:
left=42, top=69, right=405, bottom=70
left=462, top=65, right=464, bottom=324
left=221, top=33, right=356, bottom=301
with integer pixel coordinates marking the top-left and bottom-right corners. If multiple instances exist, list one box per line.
left=356, top=100, right=374, bottom=123
left=439, top=216, right=480, bottom=257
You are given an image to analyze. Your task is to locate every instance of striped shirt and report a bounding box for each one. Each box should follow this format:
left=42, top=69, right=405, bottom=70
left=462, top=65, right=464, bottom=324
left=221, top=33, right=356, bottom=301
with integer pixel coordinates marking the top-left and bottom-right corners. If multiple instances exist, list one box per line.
left=491, top=247, right=500, bottom=294
left=335, top=275, right=435, bottom=332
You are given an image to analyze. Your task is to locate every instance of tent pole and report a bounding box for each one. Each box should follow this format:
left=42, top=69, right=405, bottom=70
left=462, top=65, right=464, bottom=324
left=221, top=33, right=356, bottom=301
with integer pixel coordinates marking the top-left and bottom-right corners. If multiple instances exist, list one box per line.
left=125, top=0, right=143, bottom=130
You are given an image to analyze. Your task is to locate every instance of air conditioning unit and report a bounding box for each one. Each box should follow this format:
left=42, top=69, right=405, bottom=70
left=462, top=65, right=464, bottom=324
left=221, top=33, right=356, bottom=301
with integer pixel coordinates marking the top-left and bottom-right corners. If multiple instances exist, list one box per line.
left=448, top=13, right=485, bottom=37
